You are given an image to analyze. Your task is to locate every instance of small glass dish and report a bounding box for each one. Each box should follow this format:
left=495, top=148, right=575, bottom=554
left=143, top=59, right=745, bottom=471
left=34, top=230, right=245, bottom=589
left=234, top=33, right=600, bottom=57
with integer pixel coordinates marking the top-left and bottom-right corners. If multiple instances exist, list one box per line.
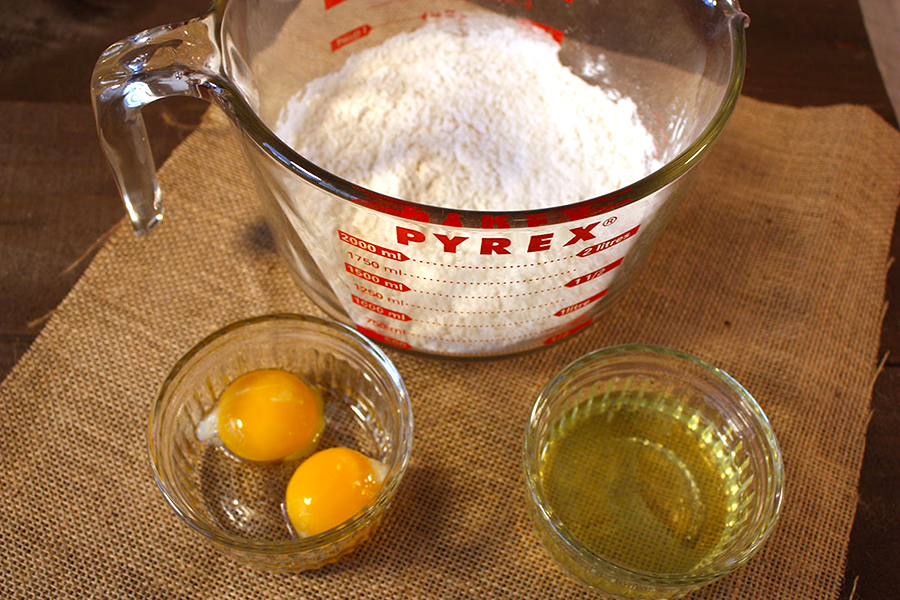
left=149, top=314, right=413, bottom=571
left=523, top=345, right=784, bottom=599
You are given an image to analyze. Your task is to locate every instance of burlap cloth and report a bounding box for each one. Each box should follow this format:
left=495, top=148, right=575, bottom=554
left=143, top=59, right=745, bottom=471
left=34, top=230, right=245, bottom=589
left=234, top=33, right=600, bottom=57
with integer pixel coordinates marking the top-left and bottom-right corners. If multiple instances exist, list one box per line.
left=1, top=96, right=899, bottom=598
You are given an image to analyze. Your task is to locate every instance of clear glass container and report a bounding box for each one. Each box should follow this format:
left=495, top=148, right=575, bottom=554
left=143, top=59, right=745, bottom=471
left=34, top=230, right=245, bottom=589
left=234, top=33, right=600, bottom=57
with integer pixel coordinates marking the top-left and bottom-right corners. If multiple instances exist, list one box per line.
left=149, top=314, right=413, bottom=570
left=523, top=345, right=784, bottom=599
left=93, top=0, right=748, bottom=357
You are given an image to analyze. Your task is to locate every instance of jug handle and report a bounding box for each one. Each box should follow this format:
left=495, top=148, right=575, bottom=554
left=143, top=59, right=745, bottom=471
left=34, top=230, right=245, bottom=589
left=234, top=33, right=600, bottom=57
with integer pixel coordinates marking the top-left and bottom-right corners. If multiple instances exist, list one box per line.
left=91, top=13, right=223, bottom=234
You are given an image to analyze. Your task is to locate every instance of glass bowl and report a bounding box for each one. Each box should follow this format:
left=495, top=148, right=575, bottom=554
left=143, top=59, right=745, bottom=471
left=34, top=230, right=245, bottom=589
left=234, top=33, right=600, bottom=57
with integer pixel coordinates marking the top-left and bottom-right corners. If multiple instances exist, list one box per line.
left=149, top=314, right=413, bottom=571
left=523, top=345, right=783, bottom=599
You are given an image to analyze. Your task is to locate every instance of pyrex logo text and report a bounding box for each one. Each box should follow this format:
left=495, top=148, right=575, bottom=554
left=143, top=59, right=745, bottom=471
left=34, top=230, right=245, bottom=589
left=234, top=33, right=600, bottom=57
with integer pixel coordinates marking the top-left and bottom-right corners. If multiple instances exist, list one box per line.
left=395, top=222, right=639, bottom=255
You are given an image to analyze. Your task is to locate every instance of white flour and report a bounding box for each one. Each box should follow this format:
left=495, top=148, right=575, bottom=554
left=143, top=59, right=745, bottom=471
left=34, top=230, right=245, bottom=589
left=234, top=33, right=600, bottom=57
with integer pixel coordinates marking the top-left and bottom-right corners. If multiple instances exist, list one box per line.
left=272, top=16, right=666, bottom=355
left=275, top=16, right=659, bottom=210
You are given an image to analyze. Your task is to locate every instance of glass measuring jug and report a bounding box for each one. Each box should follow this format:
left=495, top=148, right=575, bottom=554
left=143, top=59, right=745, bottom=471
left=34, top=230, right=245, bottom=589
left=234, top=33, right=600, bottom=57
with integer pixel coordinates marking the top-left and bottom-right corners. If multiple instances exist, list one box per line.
left=92, top=0, right=748, bottom=358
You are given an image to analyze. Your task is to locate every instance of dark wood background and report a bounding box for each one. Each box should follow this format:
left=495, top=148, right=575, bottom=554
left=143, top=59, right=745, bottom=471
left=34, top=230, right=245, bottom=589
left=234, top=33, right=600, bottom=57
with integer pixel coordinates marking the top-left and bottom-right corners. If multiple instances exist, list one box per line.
left=1, top=1, right=897, bottom=597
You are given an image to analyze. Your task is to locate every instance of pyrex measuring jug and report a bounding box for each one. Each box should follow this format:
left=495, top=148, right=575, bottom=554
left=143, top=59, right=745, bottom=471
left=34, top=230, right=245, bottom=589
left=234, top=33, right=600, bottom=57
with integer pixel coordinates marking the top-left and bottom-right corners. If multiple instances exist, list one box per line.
left=92, top=0, right=748, bottom=358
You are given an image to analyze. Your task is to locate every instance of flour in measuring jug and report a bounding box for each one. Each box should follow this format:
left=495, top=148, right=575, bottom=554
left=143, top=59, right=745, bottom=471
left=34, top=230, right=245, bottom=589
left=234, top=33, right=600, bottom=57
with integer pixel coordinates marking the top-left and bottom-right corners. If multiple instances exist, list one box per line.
left=275, top=15, right=659, bottom=210
left=272, top=15, right=664, bottom=355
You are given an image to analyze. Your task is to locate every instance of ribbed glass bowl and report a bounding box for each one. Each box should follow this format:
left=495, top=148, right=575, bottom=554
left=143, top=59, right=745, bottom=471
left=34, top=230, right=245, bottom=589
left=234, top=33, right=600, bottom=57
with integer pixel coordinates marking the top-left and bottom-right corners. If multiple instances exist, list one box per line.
left=149, top=314, right=413, bottom=571
left=523, top=345, right=783, bottom=599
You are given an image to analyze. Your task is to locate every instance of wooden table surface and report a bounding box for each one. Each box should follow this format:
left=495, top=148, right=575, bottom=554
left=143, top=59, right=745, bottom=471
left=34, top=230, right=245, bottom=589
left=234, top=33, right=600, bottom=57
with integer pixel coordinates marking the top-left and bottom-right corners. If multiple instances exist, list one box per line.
left=1, top=1, right=897, bottom=597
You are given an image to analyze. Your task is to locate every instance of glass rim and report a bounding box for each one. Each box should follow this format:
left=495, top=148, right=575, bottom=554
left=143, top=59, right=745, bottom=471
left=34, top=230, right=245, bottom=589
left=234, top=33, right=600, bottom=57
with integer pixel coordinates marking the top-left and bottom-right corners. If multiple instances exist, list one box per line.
left=148, top=313, right=414, bottom=555
left=208, top=0, right=749, bottom=228
left=523, top=343, right=784, bottom=586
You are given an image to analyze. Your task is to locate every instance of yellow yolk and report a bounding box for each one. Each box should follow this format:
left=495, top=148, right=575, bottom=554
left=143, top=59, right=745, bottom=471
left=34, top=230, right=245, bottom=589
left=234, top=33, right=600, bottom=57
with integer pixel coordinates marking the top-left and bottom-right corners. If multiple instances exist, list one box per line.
left=285, top=447, right=386, bottom=538
left=216, top=369, right=324, bottom=462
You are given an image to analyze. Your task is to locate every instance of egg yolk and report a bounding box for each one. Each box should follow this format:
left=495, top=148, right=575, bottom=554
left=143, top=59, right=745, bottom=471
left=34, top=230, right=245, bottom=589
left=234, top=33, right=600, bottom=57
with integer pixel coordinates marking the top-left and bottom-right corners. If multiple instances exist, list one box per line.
left=285, top=447, right=386, bottom=538
left=216, top=369, right=324, bottom=462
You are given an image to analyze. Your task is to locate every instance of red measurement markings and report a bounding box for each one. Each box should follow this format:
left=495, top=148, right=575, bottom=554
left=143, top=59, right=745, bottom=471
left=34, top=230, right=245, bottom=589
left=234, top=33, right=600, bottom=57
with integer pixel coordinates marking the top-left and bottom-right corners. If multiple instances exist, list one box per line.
left=565, top=257, right=624, bottom=287
left=523, top=19, right=564, bottom=43
left=339, top=231, right=409, bottom=261
left=345, top=263, right=411, bottom=291
left=554, top=290, right=607, bottom=317
left=374, top=16, right=425, bottom=27
left=408, top=268, right=571, bottom=285
left=414, top=285, right=564, bottom=299
left=543, top=318, right=593, bottom=345
left=406, top=297, right=563, bottom=314
left=325, top=0, right=349, bottom=9
left=377, top=9, right=465, bottom=27
left=422, top=9, right=464, bottom=20
left=331, top=24, right=372, bottom=51
left=576, top=225, right=640, bottom=258
left=352, top=295, right=412, bottom=321
left=357, top=326, right=412, bottom=350
left=410, top=254, right=575, bottom=269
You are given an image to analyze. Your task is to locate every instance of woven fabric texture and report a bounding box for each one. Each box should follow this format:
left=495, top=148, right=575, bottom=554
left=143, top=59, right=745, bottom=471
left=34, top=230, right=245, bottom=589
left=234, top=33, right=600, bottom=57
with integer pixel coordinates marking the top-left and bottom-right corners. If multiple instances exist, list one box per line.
left=1, top=96, right=899, bottom=599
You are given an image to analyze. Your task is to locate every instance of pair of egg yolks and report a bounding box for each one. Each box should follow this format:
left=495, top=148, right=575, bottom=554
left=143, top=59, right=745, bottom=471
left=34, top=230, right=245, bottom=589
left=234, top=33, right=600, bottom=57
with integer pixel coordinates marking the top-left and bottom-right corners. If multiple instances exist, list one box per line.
left=212, top=369, right=385, bottom=538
